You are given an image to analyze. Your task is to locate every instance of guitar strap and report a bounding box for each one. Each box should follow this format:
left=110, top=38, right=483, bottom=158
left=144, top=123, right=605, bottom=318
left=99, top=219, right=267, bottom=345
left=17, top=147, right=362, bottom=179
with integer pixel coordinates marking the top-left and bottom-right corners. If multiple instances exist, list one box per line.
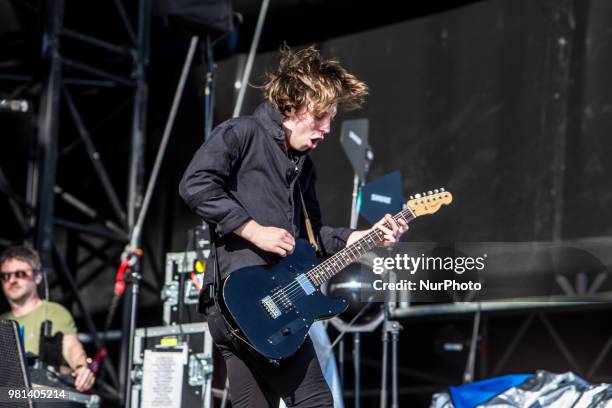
left=296, top=183, right=320, bottom=253
left=210, top=237, right=220, bottom=308
left=285, top=143, right=320, bottom=253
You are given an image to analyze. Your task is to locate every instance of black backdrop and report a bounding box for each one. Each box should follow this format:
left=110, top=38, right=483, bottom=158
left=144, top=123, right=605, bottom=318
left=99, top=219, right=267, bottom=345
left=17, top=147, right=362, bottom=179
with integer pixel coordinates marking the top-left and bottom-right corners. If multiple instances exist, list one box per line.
left=175, top=0, right=612, bottom=247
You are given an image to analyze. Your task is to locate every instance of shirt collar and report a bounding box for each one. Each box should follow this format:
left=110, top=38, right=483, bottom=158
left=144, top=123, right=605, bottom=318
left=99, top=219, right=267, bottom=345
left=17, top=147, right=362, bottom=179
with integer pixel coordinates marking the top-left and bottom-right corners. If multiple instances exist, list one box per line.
left=254, top=101, right=286, bottom=143
left=253, top=101, right=309, bottom=159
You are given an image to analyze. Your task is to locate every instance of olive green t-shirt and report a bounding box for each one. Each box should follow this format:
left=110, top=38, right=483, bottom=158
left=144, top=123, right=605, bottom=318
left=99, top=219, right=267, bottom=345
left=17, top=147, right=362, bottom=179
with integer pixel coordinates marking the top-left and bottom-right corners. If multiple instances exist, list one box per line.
left=0, top=300, right=77, bottom=355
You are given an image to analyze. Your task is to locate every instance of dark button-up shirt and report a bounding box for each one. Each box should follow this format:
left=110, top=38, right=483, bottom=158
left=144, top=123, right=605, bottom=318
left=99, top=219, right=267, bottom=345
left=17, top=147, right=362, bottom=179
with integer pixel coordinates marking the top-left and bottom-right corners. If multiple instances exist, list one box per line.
left=179, top=102, right=353, bottom=280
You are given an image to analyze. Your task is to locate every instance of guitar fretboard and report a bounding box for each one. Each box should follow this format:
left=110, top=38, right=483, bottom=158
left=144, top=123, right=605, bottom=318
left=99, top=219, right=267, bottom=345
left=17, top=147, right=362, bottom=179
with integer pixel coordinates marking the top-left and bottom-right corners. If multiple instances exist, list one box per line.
left=306, top=208, right=416, bottom=286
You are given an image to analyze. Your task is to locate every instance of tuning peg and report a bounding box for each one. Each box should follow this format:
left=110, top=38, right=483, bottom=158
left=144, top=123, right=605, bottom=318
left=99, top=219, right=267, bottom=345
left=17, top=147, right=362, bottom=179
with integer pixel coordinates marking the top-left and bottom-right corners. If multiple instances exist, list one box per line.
left=440, top=187, right=445, bottom=192
left=409, top=195, right=414, bottom=200
left=427, top=190, right=433, bottom=195
left=421, top=192, right=426, bottom=197
left=434, top=189, right=439, bottom=193
left=414, top=193, right=421, bottom=199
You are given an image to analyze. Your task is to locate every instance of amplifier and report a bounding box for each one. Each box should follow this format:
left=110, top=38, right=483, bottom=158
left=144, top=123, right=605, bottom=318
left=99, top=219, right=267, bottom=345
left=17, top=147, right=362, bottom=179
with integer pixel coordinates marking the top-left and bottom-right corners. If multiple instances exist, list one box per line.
left=0, top=321, right=100, bottom=407
left=0, top=320, right=33, bottom=408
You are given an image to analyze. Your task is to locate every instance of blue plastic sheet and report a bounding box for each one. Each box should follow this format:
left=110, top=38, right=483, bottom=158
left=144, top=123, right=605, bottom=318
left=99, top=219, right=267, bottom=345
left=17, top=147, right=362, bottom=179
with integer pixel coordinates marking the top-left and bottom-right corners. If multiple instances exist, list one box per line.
left=449, top=374, right=534, bottom=408
left=432, top=371, right=612, bottom=407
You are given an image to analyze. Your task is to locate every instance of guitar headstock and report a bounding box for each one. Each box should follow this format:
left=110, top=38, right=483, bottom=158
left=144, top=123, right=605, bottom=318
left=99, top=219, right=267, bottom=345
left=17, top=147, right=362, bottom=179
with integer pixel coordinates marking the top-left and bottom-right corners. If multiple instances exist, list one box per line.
left=407, top=188, right=453, bottom=217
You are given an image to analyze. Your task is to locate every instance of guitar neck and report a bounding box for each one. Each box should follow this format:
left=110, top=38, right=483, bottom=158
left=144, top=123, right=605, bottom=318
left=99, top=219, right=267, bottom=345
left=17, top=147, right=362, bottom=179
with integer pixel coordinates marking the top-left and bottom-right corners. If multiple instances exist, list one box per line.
left=307, top=208, right=416, bottom=287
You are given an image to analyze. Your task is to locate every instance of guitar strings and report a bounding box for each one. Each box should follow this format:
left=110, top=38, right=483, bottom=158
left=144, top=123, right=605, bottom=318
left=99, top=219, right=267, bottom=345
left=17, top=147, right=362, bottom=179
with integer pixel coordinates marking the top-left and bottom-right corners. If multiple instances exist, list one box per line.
left=270, top=229, right=381, bottom=306
left=275, top=215, right=400, bottom=301
left=271, top=210, right=412, bottom=305
left=269, top=227, right=384, bottom=307
left=269, top=211, right=413, bottom=307
left=269, top=191, right=449, bottom=307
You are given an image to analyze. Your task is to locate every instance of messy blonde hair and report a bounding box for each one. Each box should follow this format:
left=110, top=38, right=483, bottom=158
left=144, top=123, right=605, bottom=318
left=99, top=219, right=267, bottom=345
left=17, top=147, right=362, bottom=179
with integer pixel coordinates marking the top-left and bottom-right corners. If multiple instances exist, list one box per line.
left=263, top=45, right=368, bottom=116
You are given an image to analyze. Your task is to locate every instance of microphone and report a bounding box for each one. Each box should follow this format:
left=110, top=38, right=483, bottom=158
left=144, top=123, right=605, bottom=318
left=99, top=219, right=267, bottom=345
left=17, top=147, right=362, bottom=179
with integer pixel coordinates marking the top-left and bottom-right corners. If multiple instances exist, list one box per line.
left=39, top=320, right=63, bottom=368
left=41, top=320, right=52, bottom=337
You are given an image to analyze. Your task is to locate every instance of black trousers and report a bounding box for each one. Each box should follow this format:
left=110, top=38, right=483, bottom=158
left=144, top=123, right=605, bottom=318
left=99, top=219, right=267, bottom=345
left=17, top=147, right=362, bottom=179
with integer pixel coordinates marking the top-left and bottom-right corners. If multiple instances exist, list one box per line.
left=207, top=307, right=334, bottom=408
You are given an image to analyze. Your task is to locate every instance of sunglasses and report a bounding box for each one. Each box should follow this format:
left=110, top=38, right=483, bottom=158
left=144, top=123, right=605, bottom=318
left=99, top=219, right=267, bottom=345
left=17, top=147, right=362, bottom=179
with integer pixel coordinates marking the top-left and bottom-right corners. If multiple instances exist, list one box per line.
left=0, top=270, right=34, bottom=282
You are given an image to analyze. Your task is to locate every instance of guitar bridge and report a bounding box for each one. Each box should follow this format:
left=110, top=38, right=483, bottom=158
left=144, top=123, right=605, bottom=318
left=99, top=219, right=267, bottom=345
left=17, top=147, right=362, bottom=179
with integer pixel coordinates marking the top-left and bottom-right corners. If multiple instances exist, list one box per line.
left=261, top=296, right=282, bottom=319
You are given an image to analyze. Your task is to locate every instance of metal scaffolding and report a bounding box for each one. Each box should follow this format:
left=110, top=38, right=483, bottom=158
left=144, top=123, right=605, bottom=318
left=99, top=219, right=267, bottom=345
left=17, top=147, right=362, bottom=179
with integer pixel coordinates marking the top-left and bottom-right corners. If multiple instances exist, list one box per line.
left=0, top=0, right=152, bottom=403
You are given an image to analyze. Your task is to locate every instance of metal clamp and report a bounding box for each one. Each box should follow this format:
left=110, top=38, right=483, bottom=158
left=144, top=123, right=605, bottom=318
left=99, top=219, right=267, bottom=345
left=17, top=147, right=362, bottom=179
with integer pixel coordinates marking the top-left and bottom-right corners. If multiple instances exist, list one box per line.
left=161, top=281, right=179, bottom=305
left=188, top=354, right=213, bottom=386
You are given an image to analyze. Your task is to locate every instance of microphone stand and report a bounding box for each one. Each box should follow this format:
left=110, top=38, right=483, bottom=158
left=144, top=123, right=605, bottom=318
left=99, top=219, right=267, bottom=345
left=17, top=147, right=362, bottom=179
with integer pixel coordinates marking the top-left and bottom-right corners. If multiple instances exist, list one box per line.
left=345, top=147, right=372, bottom=408
left=121, top=36, right=200, bottom=408
left=379, top=278, right=402, bottom=408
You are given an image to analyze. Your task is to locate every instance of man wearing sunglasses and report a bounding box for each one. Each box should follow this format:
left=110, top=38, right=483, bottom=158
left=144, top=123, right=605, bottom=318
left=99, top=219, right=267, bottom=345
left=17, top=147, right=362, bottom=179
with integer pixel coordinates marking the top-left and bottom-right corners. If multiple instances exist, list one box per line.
left=0, top=245, right=95, bottom=392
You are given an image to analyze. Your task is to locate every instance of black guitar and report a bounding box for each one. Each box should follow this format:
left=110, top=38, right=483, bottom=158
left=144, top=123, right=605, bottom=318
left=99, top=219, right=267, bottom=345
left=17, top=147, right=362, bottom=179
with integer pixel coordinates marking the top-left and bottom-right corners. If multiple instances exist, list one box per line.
left=221, top=189, right=453, bottom=359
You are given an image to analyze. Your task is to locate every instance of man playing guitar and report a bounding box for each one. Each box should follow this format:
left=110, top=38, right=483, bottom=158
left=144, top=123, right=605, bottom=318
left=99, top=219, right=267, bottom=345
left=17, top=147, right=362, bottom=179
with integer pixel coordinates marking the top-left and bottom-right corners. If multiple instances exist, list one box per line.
left=180, top=45, right=407, bottom=408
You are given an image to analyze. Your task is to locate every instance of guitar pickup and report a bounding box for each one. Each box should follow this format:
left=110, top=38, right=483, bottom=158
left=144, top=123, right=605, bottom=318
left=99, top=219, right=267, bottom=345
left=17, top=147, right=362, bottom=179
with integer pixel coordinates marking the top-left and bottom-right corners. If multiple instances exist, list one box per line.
left=261, top=296, right=282, bottom=319
left=296, top=274, right=316, bottom=295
